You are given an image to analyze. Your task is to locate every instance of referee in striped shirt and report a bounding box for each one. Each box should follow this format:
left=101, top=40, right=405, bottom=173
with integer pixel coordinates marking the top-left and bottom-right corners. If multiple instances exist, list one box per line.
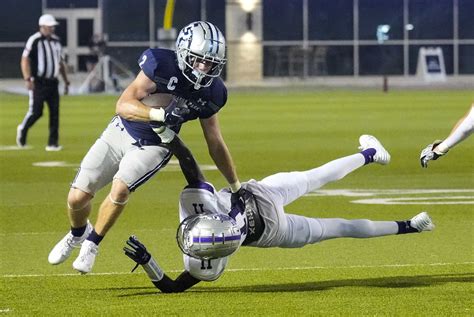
left=17, top=14, right=70, bottom=151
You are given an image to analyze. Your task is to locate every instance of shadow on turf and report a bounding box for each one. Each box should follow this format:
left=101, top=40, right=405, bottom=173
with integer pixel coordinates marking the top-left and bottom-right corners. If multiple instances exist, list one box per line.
left=111, top=273, right=473, bottom=296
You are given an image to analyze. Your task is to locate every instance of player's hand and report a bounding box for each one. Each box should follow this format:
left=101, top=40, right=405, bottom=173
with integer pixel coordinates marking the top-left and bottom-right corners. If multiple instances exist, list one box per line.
left=231, top=187, right=247, bottom=214
left=164, top=97, right=191, bottom=126
left=150, top=122, right=176, bottom=143
left=124, top=235, right=151, bottom=270
left=420, top=140, right=446, bottom=168
left=25, top=79, right=34, bottom=91
left=64, top=81, right=70, bottom=95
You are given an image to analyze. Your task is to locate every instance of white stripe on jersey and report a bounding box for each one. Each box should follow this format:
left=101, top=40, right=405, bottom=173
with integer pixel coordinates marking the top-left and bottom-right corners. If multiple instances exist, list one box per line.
left=37, top=41, right=45, bottom=77
left=44, top=40, right=54, bottom=78
left=51, top=41, right=61, bottom=77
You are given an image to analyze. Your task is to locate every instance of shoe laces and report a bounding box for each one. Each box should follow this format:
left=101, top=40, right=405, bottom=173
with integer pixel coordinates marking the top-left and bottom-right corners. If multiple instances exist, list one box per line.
left=78, top=242, right=98, bottom=262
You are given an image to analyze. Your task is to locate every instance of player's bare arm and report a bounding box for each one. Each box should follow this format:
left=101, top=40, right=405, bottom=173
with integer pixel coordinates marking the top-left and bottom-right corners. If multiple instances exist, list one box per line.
left=116, top=71, right=160, bottom=121
left=200, top=114, right=239, bottom=186
left=20, top=56, right=34, bottom=90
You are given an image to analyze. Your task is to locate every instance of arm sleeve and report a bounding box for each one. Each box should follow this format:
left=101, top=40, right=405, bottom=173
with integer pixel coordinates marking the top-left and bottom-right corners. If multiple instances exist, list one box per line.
left=152, top=271, right=201, bottom=293
left=142, top=256, right=201, bottom=293
left=168, top=136, right=206, bottom=185
left=438, top=105, right=474, bottom=152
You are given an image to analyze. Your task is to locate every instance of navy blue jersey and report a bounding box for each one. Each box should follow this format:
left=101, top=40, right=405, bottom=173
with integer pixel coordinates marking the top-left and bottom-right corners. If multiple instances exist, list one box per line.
left=121, top=48, right=227, bottom=144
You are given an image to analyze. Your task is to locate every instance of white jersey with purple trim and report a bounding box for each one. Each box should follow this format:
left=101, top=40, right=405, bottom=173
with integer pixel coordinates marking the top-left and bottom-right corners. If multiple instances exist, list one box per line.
left=179, top=181, right=245, bottom=281
left=178, top=179, right=281, bottom=281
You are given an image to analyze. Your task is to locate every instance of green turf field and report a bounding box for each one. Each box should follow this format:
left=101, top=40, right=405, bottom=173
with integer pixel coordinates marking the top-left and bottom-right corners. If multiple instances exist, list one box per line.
left=0, top=90, right=473, bottom=316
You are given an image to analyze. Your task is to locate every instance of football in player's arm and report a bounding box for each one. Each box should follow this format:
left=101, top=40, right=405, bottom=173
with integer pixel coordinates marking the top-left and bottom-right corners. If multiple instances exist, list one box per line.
left=48, top=21, right=245, bottom=275
left=124, top=129, right=435, bottom=293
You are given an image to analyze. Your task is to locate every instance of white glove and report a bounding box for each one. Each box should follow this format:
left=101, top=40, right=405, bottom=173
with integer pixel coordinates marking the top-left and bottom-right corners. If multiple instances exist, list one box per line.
left=420, top=140, right=447, bottom=168
left=151, top=126, right=176, bottom=144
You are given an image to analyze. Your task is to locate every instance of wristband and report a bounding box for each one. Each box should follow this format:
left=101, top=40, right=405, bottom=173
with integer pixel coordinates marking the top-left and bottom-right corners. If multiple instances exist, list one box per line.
left=149, top=108, right=165, bottom=122
left=434, top=142, right=449, bottom=155
left=142, top=257, right=164, bottom=282
left=158, top=127, right=176, bottom=143
left=230, top=180, right=241, bottom=193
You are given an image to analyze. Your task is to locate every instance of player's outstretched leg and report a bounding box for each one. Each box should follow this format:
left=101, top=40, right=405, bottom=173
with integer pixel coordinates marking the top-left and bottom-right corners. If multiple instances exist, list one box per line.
left=48, top=220, right=93, bottom=265
left=260, top=135, right=390, bottom=207
left=358, top=134, right=391, bottom=165
left=277, top=212, right=434, bottom=247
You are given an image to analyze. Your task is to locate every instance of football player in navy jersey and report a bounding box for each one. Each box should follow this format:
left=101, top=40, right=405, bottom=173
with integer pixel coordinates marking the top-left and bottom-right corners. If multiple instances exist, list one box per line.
left=123, top=130, right=434, bottom=293
left=48, top=21, right=244, bottom=274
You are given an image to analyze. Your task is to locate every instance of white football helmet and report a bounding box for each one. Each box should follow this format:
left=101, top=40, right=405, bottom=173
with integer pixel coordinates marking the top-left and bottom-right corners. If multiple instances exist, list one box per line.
left=177, top=213, right=241, bottom=260
left=175, top=21, right=226, bottom=89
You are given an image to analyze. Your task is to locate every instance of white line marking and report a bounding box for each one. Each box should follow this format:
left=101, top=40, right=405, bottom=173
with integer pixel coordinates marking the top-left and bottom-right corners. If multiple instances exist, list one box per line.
left=0, top=145, right=32, bottom=151
left=308, top=189, right=474, bottom=197
left=307, top=189, right=474, bottom=205
left=0, top=228, right=175, bottom=237
left=353, top=196, right=474, bottom=205
left=2, top=262, right=472, bottom=278
left=30, top=159, right=217, bottom=171
left=0, top=309, right=11, bottom=313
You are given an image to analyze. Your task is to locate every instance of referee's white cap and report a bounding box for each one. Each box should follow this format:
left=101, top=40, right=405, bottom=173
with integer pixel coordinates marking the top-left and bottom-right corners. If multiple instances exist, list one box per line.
left=39, top=14, right=59, bottom=26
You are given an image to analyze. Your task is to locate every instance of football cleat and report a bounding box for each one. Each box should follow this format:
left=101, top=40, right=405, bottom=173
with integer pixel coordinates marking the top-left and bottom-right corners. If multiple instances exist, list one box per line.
left=72, top=240, right=99, bottom=274
left=410, top=212, right=435, bottom=232
left=16, top=125, right=26, bottom=148
left=45, top=145, right=63, bottom=152
left=48, top=220, right=93, bottom=265
left=358, top=134, right=391, bottom=165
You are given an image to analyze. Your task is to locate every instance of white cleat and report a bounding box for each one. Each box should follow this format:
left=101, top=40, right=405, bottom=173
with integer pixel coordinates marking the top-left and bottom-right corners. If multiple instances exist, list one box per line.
left=45, top=145, right=63, bottom=151
left=16, top=125, right=26, bottom=148
left=72, top=240, right=99, bottom=274
left=48, top=220, right=93, bottom=265
left=358, top=134, right=391, bottom=165
left=410, top=212, right=435, bottom=232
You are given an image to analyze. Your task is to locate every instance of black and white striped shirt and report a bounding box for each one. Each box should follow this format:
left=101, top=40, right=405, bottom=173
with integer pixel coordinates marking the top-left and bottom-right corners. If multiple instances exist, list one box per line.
left=22, top=32, right=63, bottom=80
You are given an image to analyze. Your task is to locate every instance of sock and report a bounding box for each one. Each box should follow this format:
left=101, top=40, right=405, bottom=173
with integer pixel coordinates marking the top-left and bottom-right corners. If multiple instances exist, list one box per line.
left=396, top=220, right=419, bottom=234
left=86, top=229, right=104, bottom=245
left=360, top=148, right=376, bottom=165
left=71, top=224, right=87, bottom=237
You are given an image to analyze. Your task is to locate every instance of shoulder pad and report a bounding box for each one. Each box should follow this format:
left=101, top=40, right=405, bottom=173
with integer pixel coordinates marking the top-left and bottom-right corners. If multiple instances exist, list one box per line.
left=138, top=49, right=158, bottom=81
left=210, top=78, right=227, bottom=107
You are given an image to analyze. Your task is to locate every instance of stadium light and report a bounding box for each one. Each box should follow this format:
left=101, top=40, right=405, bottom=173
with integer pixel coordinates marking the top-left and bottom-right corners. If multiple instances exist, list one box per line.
left=240, top=0, right=256, bottom=12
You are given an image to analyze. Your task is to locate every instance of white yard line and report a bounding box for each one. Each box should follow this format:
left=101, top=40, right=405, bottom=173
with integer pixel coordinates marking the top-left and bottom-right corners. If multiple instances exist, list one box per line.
left=0, top=228, right=175, bottom=237
left=2, top=262, right=472, bottom=279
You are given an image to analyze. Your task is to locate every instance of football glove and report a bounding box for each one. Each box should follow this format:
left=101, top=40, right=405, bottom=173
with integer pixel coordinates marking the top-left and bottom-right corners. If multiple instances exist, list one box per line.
left=164, top=97, right=191, bottom=126
left=124, top=235, right=151, bottom=272
left=231, top=187, right=247, bottom=214
left=420, top=140, right=447, bottom=168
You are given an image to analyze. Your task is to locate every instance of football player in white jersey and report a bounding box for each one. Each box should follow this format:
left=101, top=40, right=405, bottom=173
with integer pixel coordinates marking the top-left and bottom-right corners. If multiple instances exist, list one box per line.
left=420, top=104, right=474, bottom=167
left=124, top=130, right=434, bottom=293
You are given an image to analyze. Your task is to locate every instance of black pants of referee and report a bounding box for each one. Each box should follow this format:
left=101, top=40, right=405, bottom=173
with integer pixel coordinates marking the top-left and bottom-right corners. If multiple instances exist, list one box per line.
left=18, top=79, right=60, bottom=147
